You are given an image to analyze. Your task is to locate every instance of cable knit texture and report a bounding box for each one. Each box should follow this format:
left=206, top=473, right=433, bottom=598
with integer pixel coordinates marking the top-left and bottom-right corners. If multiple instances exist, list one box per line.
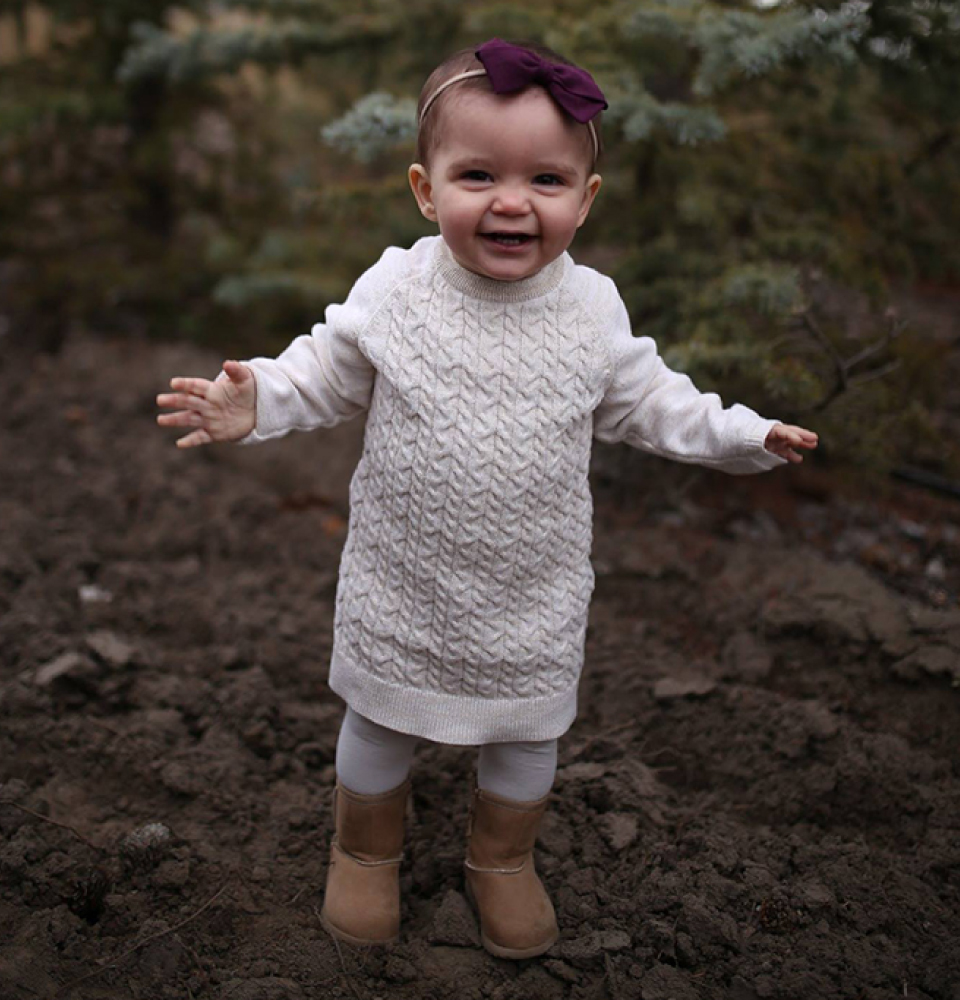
left=240, top=236, right=785, bottom=744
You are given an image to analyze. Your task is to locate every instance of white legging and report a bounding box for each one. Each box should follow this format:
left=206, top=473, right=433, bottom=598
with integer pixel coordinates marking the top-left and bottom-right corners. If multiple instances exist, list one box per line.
left=335, top=706, right=558, bottom=802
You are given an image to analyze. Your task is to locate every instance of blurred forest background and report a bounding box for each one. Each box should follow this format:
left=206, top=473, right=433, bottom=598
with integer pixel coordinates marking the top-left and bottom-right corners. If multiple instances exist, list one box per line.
left=2, top=0, right=959, bottom=475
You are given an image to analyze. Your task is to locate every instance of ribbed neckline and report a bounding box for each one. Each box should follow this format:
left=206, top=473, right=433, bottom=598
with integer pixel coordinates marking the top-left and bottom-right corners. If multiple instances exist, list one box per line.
left=435, top=239, right=567, bottom=302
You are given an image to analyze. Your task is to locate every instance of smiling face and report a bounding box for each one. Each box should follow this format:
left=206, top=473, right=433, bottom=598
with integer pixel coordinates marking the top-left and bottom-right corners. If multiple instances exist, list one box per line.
left=408, top=87, right=602, bottom=282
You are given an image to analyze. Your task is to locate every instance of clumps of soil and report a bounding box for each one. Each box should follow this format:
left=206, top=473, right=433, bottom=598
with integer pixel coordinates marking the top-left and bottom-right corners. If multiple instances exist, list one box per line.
left=1, top=333, right=958, bottom=999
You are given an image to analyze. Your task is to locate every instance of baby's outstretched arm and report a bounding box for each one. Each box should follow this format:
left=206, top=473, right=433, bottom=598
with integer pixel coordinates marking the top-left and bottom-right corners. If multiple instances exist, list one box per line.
left=156, top=360, right=256, bottom=448
left=764, top=423, right=818, bottom=464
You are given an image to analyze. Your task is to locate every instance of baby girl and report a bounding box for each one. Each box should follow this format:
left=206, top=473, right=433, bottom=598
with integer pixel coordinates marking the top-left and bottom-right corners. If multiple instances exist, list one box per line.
left=157, top=38, right=817, bottom=959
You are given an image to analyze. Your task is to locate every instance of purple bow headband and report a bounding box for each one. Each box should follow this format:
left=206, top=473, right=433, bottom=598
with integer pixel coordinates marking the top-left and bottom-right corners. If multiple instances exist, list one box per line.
left=418, top=38, right=608, bottom=159
left=476, top=39, right=608, bottom=124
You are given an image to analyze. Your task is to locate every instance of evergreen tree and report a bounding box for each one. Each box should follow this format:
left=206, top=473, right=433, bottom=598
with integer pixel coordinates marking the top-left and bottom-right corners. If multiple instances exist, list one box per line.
left=2, top=0, right=957, bottom=471
left=0, top=1, right=212, bottom=346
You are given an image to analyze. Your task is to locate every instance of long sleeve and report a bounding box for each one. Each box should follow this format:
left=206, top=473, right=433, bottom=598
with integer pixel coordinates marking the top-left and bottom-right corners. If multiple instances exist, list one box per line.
left=236, top=246, right=411, bottom=445
left=592, top=281, right=786, bottom=475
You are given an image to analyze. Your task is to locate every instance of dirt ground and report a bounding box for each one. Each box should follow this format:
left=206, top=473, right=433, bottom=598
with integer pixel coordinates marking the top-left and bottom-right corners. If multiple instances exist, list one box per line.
left=1, top=333, right=959, bottom=1000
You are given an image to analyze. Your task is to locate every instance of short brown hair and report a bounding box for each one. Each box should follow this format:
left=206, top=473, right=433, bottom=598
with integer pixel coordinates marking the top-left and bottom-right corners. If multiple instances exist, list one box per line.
left=415, top=41, right=603, bottom=172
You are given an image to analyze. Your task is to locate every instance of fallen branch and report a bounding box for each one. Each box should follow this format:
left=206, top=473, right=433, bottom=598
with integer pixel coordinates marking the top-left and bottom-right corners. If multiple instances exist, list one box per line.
left=892, top=465, right=960, bottom=501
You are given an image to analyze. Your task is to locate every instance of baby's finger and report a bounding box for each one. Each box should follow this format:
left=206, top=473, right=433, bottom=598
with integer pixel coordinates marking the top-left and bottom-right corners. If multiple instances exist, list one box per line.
left=156, top=392, right=212, bottom=413
left=787, top=437, right=817, bottom=453
left=175, top=428, right=212, bottom=449
left=222, top=360, right=251, bottom=384
left=157, top=410, right=205, bottom=428
left=168, top=376, right=211, bottom=398
left=783, top=425, right=818, bottom=446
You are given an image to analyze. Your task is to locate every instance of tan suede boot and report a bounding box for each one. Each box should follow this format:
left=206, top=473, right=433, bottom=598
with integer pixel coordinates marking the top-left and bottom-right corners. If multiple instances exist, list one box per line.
left=464, top=786, right=559, bottom=959
left=319, top=778, right=410, bottom=946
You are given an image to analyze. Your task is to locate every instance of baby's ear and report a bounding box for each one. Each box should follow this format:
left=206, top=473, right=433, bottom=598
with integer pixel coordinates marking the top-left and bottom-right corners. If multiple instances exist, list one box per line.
left=408, top=164, right=437, bottom=222
left=576, top=173, right=602, bottom=228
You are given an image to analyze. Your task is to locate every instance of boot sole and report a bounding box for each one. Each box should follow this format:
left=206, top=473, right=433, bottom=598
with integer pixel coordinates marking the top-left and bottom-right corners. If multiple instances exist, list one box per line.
left=319, top=907, right=400, bottom=948
left=464, top=881, right=558, bottom=960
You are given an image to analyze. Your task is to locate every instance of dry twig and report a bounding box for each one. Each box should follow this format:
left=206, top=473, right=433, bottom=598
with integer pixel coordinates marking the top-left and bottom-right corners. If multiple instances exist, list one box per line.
left=54, top=878, right=232, bottom=997
left=792, top=308, right=903, bottom=413
left=0, top=800, right=103, bottom=854
left=287, top=884, right=310, bottom=905
left=314, top=905, right=366, bottom=1000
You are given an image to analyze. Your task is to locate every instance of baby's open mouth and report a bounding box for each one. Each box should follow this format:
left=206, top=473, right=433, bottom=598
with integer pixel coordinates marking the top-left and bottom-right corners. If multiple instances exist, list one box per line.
left=480, top=232, right=535, bottom=247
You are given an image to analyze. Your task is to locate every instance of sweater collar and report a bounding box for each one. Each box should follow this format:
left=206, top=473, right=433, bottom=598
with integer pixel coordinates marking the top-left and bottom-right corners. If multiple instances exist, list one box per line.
left=435, top=239, right=567, bottom=302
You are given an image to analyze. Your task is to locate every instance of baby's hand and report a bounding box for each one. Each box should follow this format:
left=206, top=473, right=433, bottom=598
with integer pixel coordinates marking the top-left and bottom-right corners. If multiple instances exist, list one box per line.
left=156, top=360, right=256, bottom=448
left=764, top=423, right=818, bottom=464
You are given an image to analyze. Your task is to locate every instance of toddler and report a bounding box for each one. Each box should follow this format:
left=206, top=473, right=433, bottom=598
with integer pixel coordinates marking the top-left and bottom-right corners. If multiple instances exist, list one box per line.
left=157, top=38, right=817, bottom=960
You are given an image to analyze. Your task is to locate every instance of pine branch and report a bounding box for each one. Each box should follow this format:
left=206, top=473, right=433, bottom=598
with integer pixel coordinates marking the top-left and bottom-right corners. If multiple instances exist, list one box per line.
left=693, top=6, right=867, bottom=95
left=792, top=308, right=903, bottom=413
left=117, top=17, right=398, bottom=84
left=321, top=92, right=417, bottom=162
left=609, top=84, right=727, bottom=145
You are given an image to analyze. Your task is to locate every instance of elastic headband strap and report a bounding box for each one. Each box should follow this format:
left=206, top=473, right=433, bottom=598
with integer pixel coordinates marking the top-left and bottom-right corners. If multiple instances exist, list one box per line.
left=418, top=69, right=488, bottom=124
left=418, top=68, right=601, bottom=163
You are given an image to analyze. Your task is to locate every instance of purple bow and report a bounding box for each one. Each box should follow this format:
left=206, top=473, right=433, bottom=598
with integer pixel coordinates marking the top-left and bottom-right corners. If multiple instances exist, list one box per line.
left=475, top=39, right=608, bottom=124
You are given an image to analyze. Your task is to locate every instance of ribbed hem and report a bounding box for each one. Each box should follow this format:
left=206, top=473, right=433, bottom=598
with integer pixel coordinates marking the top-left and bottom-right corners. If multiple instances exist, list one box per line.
left=218, top=363, right=272, bottom=446
left=328, top=648, right=578, bottom=746
left=742, top=418, right=788, bottom=471
left=435, top=240, right=567, bottom=303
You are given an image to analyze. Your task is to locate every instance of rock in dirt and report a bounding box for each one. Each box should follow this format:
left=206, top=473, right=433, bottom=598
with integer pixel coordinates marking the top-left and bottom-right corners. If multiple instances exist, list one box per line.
left=598, top=812, right=639, bottom=851
left=543, top=958, right=580, bottom=983
left=653, top=673, right=717, bottom=701
left=600, top=929, right=632, bottom=952
left=78, top=583, right=113, bottom=604
left=218, top=978, right=305, bottom=1000
left=119, top=822, right=173, bottom=874
left=85, top=629, right=136, bottom=667
left=428, top=889, right=480, bottom=947
left=33, top=652, right=98, bottom=688
left=795, top=881, right=835, bottom=910
left=558, top=930, right=603, bottom=966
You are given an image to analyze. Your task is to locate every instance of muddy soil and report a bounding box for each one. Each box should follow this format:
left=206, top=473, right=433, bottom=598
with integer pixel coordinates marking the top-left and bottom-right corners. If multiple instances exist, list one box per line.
left=1, top=333, right=959, bottom=1000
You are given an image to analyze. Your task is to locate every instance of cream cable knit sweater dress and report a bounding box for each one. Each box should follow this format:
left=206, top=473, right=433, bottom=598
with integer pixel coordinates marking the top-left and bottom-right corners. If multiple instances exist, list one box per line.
left=240, top=236, right=785, bottom=745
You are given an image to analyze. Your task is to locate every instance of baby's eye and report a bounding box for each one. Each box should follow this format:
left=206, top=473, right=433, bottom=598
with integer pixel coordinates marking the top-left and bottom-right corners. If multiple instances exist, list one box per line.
left=461, top=170, right=492, bottom=182
left=534, top=174, right=564, bottom=186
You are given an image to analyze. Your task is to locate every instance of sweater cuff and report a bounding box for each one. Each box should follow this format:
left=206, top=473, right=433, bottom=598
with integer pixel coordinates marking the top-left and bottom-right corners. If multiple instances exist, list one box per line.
left=215, top=365, right=269, bottom=446
left=745, top=417, right=788, bottom=471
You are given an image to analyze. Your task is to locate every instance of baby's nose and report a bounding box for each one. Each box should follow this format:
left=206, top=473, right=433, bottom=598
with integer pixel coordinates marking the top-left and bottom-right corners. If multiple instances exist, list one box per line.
left=492, top=185, right=530, bottom=214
